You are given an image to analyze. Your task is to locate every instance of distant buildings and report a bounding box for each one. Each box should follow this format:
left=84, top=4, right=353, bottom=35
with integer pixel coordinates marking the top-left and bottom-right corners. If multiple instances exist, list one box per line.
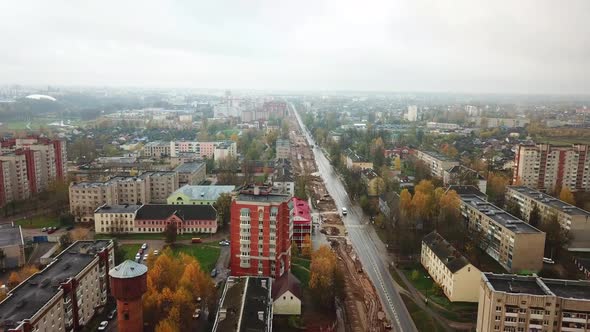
left=477, top=273, right=590, bottom=332
left=421, top=232, right=481, bottom=302
left=69, top=171, right=179, bottom=222
left=405, top=105, right=418, bottom=122
left=0, top=137, right=67, bottom=206
left=415, top=150, right=459, bottom=178
left=470, top=116, right=530, bottom=128
left=212, top=276, right=273, bottom=332
left=94, top=204, right=218, bottom=234
left=513, top=144, right=590, bottom=192
left=230, top=187, right=291, bottom=278
left=459, top=194, right=545, bottom=273
left=167, top=185, right=235, bottom=205
left=142, top=140, right=237, bottom=160
left=241, top=101, right=288, bottom=123
left=342, top=148, right=373, bottom=170
left=173, top=162, right=206, bottom=186
left=0, top=223, right=25, bottom=268
left=426, top=122, right=460, bottom=131
left=0, top=240, right=114, bottom=332
left=444, top=165, right=487, bottom=193
left=506, top=186, right=590, bottom=251
left=276, top=139, right=291, bottom=159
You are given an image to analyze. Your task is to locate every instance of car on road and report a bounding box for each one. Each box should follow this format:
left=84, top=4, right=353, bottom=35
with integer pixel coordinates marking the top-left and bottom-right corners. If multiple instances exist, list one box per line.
left=543, top=257, right=555, bottom=264
left=135, top=253, right=141, bottom=261
left=192, top=308, right=201, bottom=319
left=107, top=308, right=117, bottom=320
left=141, top=243, right=147, bottom=250
left=153, top=250, right=159, bottom=256
left=341, top=207, right=347, bottom=216
left=98, top=321, right=109, bottom=331
left=210, top=268, right=217, bottom=277
left=42, top=227, right=47, bottom=232
left=143, top=254, right=149, bottom=260
left=47, top=228, right=56, bottom=234
left=219, top=240, right=230, bottom=246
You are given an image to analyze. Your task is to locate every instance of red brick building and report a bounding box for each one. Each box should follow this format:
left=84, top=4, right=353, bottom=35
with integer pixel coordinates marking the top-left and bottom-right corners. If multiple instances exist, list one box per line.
left=230, top=187, right=291, bottom=278
left=290, top=197, right=312, bottom=249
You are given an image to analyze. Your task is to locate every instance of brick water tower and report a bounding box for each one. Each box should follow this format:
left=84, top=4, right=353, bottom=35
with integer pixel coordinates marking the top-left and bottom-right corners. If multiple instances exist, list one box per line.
left=109, top=260, right=148, bottom=332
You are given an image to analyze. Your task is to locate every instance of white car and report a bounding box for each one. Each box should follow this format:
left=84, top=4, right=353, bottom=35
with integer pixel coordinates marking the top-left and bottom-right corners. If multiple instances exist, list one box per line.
left=141, top=243, right=147, bottom=250
left=153, top=250, right=159, bottom=256
left=341, top=207, right=348, bottom=216
left=98, top=321, right=109, bottom=331
left=543, top=257, right=555, bottom=264
left=143, top=254, right=149, bottom=260
left=192, top=308, right=201, bottom=319
left=135, top=253, right=141, bottom=260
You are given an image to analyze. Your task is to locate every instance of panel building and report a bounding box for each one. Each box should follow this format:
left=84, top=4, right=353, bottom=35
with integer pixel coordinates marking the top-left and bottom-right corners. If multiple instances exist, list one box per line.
left=513, top=144, right=590, bottom=192
left=0, top=240, right=114, bottom=332
left=506, top=186, right=590, bottom=251
left=0, top=223, right=25, bottom=269
left=415, top=150, right=459, bottom=178
left=477, top=273, right=590, bottom=332
left=421, top=232, right=481, bottom=302
left=276, top=139, right=291, bottom=159
left=230, top=187, right=291, bottom=279
left=460, top=195, right=546, bottom=273
left=174, top=162, right=206, bottom=186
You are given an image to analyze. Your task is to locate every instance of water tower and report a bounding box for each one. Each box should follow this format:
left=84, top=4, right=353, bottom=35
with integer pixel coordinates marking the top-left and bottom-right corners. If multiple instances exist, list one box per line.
left=109, top=260, right=148, bottom=332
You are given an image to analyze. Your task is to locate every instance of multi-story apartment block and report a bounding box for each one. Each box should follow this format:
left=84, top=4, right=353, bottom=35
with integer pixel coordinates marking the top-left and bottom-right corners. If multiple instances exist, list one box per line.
left=214, top=141, right=237, bottom=161
left=276, top=139, right=291, bottom=159
left=173, top=162, right=206, bottom=185
left=444, top=165, right=487, bottom=194
left=230, top=187, right=291, bottom=279
left=272, top=160, right=294, bottom=196
left=169, top=140, right=237, bottom=159
left=70, top=172, right=179, bottom=222
left=0, top=240, right=114, bottom=332
left=513, top=144, right=590, bottom=192
left=0, top=223, right=25, bottom=269
left=95, top=204, right=218, bottom=234
left=477, top=273, right=590, bottom=332
left=460, top=195, right=546, bottom=273
left=415, top=150, right=459, bottom=178
left=342, top=148, right=373, bottom=170
left=290, top=197, right=312, bottom=249
left=0, top=137, right=66, bottom=206
left=506, top=186, right=590, bottom=251
left=142, top=141, right=171, bottom=158
left=421, top=232, right=481, bottom=302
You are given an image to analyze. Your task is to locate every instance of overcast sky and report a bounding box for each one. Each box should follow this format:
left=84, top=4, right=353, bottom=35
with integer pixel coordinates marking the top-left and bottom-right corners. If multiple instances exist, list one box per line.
left=1, top=0, right=589, bottom=94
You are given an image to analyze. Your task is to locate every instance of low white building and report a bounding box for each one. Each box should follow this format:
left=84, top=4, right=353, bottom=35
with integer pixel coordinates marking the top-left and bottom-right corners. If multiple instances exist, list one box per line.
left=272, top=273, right=302, bottom=315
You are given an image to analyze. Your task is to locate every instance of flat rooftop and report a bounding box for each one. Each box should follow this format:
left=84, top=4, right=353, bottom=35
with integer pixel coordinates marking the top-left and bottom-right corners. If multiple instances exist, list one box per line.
left=508, top=186, right=590, bottom=217
left=95, top=204, right=142, bottom=214
left=171, top=185, right=234, bottom=201
left=174, top=161, right=206, bottom=173
left=0, top=240, right=112, bottom=328
left=418, top=150, right=457, bottom=162
left=140, top=171, right=177, bottom=178
left=484, top=273, right=590, bottom=300
left=70, top=181, right=111, bottom=189
left=237, top=192, right=290, bottom=203
left=462, top=195, right=542, bottom=234
left=0, top=223, right=23, bottom=248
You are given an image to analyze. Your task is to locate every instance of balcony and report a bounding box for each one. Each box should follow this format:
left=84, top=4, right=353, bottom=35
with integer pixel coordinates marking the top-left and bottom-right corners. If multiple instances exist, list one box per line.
left=562, top=316, right=587, bottom=324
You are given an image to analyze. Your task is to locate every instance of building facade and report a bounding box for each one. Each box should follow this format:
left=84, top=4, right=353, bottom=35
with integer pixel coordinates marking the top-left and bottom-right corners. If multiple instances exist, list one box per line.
left=460, top=195, right=546, bottom=273
left=506, top=186, right=590, bottom=251
left=142, top=141, right=171, bottom=158
left=421, top=232, right=481, bottom=302
left=444, top=165, right=487, bottom=194
left=513, top=144, right=590, bottom=192
left=0, top=240, right=114, bottom=332
left=230, top=188, right=291, bottom=279
left=174, top=162, right=206, bottom=185
left=290, top=197, right=312, bottom=249
left=415, top=150, right=459, bottom=178
left=477, top=273, right=590, bottom=332
left=276, top=139, right=291, bottom=159
left=0, top=223, right=25, bottom=269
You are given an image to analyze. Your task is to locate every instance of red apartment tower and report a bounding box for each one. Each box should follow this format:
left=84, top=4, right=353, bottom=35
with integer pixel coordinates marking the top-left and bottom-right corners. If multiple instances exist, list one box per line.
left=290, top=197, right=312, bottom=249
left=230, top=186, right=292, bottom=279
left=109, top=260, right=148, bottom=332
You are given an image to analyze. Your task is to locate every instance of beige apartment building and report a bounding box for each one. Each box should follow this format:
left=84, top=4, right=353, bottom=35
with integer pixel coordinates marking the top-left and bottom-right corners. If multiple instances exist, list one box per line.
left=0, top=153, right=30, bottom=203
left=506, top=186, right=590, bottom=251
left=477, top=273, right=590, bottom=332
left=94, top=204, right=141, bottom=234
left=460, top=195, right=546, bottom=273
left=421, top=232, right=481, bottom=302
left=174, top=162, right=206, bottom=185
left=142, top=141, right=171, bottom=158
left=513, top=144, right=590, bottom=192
left=0, top=240, right=114, bottom=332
left=415, top=150, right=459, bottom=178
left=69, top=172, right=178, bottom=222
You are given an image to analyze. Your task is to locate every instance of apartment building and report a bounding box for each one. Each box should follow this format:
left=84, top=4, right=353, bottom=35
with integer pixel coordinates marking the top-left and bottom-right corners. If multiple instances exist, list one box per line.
left=174, top=162, right=206, bottom=185
left=506, top=186, right=590, bottom=251
left=444, top=165, right=487, bottom=194
left=276, top=139, right=291, bottom=159
left=460, top=195, right=546, bottom=273
left=70, top=172, right=179, bottom=222
left=94, top=204, right=218, bottom=234
left=142, top=141, right=171, bottom=158
left=167, top=185, right=235, bottom=205
left=290, top=197, right=312, bottom=249
left=415, top=150, right=459, bottom=178
left=169, top=140, right=237, bottom=159
left=0, top=223, right=25, bottom=269
left=513, top=144, right=590, bottom=192
left=342, top=148, right=373, bottom=170
left=0, top=240, right=114, bottom=332
left=272, top=159, right=294, bottom=196
left=421, top=232, right=481, bottom=302
left=0, top=153, right=30, bottom=203
left=212, top=276, right=273, bottom=332
left=477, top=273, right=590, bottom=332
left=230, top=188, right=291, bottom=279
left=214, top=141, right=237, bottom=161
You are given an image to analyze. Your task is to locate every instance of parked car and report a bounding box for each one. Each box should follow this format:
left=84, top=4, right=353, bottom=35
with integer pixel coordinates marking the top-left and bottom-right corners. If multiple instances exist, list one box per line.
left=135, top=253, right=141, bottom=261
left=143, top=254, right=149, bottom=260
left=153, top=250, right=159, bottom=256
left=543, top=257, right=555, bottom=264
left=47, top=228, right=56, bottom=234
left=107, top=308, right=117, bottom=320
left=98, top=321, right=109, bottom=331
left=192, top=308, right=201, bottom=319
left=141, top=243, right=147, bottom=250
left=42, top=227, right=47, bottom=232
left=210, top=268, right=217, bottom=278
left=219, top=240, right=230, bottom=246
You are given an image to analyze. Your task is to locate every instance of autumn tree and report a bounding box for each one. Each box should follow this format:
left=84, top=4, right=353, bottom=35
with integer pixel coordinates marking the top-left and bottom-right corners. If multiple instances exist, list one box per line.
left=394, top=156, right=401, bottom=171
left=309, top=245, right=342, bottom=309
left=487, top=173, right=509, bottom=206
left=301, top=234, right=312, bottom=258
left=505, top=197, right=523, bottom=220
left=368, top=177, right=386, bottom=196
left=437, top=190, right=461, bottom=237
left=399, top=189, right=413, bottom=219
left=213, top=193, right=232, bottom=229
left=291, top=241, right=299, bottom=257
left=559, top=187, right=576, bottom=205
left=164, top=223, right=178, bottom=245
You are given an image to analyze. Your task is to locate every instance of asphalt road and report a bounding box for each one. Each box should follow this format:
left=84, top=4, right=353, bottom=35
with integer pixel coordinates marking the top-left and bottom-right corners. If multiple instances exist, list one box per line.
left=292, top=104, right=417, bottom=332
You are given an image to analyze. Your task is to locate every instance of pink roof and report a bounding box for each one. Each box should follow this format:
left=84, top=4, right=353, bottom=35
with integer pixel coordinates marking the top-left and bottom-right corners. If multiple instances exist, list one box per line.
left=291, top=197, right=311, bottom=224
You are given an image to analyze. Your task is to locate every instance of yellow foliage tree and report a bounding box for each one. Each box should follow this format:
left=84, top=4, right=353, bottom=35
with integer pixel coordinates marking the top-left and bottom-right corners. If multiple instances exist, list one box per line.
left=559, top=187, right=576, bottom=205
left=394, top=156, right=401, bottom=171
left=309, top=245, right=338, bottom=308
left=399, top=189, right=413, bottom=218
left=302, top=234, right=312, bottom=257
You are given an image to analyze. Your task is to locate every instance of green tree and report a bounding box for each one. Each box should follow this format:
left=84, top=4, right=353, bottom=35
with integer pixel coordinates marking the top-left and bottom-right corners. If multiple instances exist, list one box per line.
left=505, top=198, right=523, bottom=220
left=410, top=270, right=420, bottom=281
left=164, top=223, right=178, bottom=245
left=529, top=204, right=542, bottom=228
left=539, top=213, right=571, bottom=257
left=291, top=241, right=299, bottom=257
left=213, top=193, right=232, bottom=229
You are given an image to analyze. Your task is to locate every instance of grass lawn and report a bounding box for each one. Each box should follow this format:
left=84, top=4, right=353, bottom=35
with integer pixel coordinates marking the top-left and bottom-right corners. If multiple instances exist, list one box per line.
left=292, top=256, right=311, bottom=270
left=292, top=264, right=310, bottom=288
left=401, top=294, right=446, bottom=332
left=170, top=244, right=220, bottom=271
left=15, top=215, right=61, bottom=229
left=120, top=244, right=142, bottom=261
left=389, top=267, right=408, bottom=291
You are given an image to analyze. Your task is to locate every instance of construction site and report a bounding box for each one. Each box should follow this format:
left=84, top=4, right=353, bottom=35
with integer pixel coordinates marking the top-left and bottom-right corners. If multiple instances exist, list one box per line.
left=287, top=115, right=391, bottom=332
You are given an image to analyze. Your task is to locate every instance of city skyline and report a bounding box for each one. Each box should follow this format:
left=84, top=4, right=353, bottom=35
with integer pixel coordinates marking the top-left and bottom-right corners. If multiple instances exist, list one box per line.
left=1, top=0, right=589, bottom=94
